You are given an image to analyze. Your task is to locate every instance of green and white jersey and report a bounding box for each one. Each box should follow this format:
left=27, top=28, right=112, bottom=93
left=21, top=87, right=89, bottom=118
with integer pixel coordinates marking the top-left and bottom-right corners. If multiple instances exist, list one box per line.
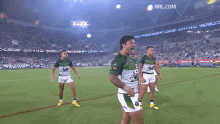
left=54, top=59, right=73, bottom=76
left=133, top=58, right=139, bottom=74
left=140, top=55, right=156, bottom=74
left=109, top=53, right=138, bottom=94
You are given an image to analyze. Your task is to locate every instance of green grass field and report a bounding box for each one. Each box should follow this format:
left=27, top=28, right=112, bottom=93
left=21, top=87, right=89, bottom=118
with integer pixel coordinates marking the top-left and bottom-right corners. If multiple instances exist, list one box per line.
left=0, top=67, right=220, bottom=124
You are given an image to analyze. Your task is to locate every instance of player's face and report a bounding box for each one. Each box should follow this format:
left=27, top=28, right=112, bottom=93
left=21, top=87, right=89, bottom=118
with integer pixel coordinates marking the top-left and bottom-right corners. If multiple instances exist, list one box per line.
left=134, top=55, right=138, bottom=59
left=147, top=48, right=154, bottom=56
left=62, top=51, right=68, bottom=58
left=124, top=39, right=135, bottom=55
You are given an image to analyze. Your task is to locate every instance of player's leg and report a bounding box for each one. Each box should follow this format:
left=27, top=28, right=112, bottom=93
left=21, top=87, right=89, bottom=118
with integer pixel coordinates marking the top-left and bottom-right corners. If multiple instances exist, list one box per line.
left=138, top=84, right=148, bottom=110
left=148, top=76, right=159, bottom=109
left=121, top=108, right=131, bottom=124
left=118, top=93, right=144, bottom=124
left=155, top=76, right=159, bottom=92
left=138, top=74, right=149, bottom=101
left=67, top=76, right=80, bottom=107
left=58, top=82, right=65, bottom=106
left=128, top=110, right=144, bottom=124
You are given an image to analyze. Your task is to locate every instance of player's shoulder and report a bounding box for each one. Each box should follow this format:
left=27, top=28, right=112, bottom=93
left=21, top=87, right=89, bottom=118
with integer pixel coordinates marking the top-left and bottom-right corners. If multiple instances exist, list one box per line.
left=55, top=59, right=62, bottom=62
left=112, top=53, right=126, bottom=63
left=66, top=59, right=72, bottom=62
left=140, top=55, right=147, bottom=59
left=142, top=55, right=147, bottom=58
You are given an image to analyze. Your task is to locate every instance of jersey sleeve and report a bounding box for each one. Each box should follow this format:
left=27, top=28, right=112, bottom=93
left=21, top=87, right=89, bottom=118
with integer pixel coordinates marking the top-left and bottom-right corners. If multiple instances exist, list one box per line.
left=135, top=59, right=139, bottom=64
left=109, top=58, right=122, bottom=76
left=69, top=61, right=73, bottom=67
left=54, top=60, right=59, bottom=67
left=154, top=57, right=157, bottom=64
left=140, top=56, right=145, bottom=64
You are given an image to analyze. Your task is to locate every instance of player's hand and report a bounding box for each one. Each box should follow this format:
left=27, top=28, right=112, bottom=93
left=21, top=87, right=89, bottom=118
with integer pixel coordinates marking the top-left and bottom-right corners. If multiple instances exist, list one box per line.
left=124, top=86, right=135, bottom=97
left=127, top=88, right=135, bottom=97
left=51, top=75, right=55, bottom=82
left=77, top=74, right=80, bottom=79
left=159, top=74, right=162, bottom=80
left=140, top=77, right=145, bottom=83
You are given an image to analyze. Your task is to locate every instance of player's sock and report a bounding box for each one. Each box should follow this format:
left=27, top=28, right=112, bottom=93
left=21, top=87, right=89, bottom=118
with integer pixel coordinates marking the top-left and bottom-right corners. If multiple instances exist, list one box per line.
left=150, top=99, right=154, bottom=104
left=60, top=96, right=63, bottom=101
left=73, top=98, right=76, bottom=101
left=138, top=99, right=142, bottom=103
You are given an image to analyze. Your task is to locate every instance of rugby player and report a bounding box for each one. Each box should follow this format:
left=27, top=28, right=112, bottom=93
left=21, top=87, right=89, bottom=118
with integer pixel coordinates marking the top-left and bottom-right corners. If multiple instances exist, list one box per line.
left=109, top=35, right=144, bottom=124
left=51, top=50, right=81, bottom=107
left=138, top=46, right=162, bottom=110
left=132, top=52, right=141, bottom=92
left=147, top=61, right=161, bottom=92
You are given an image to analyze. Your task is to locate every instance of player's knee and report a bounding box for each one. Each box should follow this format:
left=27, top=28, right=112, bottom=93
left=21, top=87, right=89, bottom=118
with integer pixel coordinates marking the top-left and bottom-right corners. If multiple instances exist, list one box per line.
left=150, top=89, right=155, bottom=93
left=69, top=83, right=75, bottom=89
left=141, top=84, right=148, bottom=89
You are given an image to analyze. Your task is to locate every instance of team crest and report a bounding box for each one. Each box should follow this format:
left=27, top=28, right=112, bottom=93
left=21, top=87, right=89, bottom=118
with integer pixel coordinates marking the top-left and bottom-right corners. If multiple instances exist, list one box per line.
left=111, top=66, right=117, bottom=70
left=113, top=62, right=117, bottom=66
left=111, top=62, right=117, bottom=70
left=135, top=101, right=139, bottom=106
left=145, top=60, right=149, bottom=64
left=149, top=60, right=155, bottom=65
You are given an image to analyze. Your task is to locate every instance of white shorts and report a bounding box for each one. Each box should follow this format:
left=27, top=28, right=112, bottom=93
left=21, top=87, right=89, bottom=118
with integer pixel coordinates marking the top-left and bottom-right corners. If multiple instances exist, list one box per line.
left=58, top=75, right=74, bottom=83
left=142, top=73, right=156, bottom=85
left=117, top=93, right=141, bottom=113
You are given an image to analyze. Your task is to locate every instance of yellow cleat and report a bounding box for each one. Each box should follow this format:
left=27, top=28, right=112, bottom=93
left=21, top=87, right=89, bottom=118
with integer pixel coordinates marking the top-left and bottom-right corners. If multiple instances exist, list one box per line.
left=139, top=102, right=143, bottom=110
left=150, top=104, right=159, bottom=109
left=57, top=101, right=63, bottom=106
left=72, top=100, right=80, bottom=107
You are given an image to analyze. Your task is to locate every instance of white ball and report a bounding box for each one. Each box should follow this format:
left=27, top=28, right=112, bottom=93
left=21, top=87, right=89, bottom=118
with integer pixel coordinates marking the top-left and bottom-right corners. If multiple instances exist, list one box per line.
left=147, top=4, right=153, bottom=11
left=116, top=4, right=121, bottom=9
left=87, top=34, right=91, bottom=38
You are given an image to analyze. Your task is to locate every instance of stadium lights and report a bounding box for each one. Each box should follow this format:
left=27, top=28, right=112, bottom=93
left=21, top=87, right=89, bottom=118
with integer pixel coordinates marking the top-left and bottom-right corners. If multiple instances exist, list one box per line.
left=116, top=3, right=121, bottom=9
left=87, top=34, right=91, bottom=38
left=207, top=0, right=216, bottom=4
left=71, top=21, right=88, bottom=28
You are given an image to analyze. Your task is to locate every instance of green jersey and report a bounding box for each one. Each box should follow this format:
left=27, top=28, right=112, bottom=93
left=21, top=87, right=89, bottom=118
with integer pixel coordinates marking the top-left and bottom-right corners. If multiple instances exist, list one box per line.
left=133, top=58, right=139, bottom=74
left=109, top=53, right=138, bottom=94
left=54, top=59, right=73, bottom=76
left=140, top=55, right=156, bottom=74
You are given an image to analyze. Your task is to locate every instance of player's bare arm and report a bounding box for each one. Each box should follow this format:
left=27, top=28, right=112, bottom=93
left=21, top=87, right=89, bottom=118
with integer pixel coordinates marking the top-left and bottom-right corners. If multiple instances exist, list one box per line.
left=51, top=67, right=57, bottom=82
left=154, top=63, right=162, bottom=80
left=138, top=63, right=145, bottom=82
left=136, top=72, right=141, bottom=91
left=109, top=74, right=134, bottom=97
left=71, top=66, right=80, bottom=79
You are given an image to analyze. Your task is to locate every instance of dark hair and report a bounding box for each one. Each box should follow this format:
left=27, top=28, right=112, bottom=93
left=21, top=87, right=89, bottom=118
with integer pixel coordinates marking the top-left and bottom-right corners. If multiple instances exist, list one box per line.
left=147, top=46, right=153, bottom=50
left=61, top=50, right=67, bottom=54
left=120, top=35, right=135, bottom=50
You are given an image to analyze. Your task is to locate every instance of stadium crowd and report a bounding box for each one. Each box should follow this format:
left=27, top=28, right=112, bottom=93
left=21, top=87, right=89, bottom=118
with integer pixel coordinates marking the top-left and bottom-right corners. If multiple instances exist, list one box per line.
left=1, top=18, right=220, bottom=68
left=134, top=28, right=220, bottom=61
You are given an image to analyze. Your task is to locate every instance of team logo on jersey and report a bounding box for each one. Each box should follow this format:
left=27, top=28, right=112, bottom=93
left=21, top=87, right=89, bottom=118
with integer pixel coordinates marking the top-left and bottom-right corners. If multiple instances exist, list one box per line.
left=111, top=62, right=117, bottom=70
left=111, top=67, right=117, bottom=70
left=145, top=60, right=149, bottom=64
left=113, top=62, right=117, bottom=66
left=135, top=101, right=139, bottom=106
